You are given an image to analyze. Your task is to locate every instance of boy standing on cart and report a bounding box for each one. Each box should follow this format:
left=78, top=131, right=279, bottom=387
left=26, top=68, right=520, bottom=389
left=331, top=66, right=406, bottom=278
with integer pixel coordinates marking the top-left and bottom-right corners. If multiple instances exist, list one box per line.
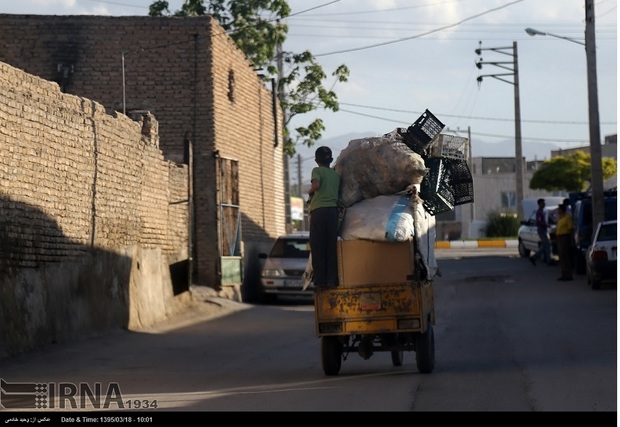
left=308, top=146, right=341, bottom=288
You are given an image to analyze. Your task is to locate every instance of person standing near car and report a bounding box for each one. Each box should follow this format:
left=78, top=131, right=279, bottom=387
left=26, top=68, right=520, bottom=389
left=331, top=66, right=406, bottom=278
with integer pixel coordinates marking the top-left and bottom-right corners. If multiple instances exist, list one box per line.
left=555, top=203, right=574, bottom=281
left=529, top=198, right=552, bottom=266
left=308, top=146, right=341, bottom=288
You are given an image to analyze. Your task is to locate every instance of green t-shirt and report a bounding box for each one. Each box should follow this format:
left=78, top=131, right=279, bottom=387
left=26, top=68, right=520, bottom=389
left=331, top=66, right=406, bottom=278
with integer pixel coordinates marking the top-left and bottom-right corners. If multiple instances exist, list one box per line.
left=310, top=166, right=340, bottom=212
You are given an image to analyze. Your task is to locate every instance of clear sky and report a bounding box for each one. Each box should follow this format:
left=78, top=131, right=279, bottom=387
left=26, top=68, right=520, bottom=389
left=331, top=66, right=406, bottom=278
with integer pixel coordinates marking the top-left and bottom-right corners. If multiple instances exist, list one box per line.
left=2, top=0, right=617, bottom=161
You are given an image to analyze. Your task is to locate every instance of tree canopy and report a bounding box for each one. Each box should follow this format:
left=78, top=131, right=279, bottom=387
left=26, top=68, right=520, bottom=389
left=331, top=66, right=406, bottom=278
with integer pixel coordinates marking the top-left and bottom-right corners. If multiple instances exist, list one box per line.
left=529, top=151, right=617, bottom=192
left=148, top=0, right=349, bottom=156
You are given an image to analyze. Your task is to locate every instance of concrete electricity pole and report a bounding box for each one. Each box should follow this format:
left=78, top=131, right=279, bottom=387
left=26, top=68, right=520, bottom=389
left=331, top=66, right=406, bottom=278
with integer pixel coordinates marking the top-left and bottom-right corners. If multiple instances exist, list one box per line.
left=584, top=0, right=605, bottom=227
left=475, top=41, right=525, bottom=219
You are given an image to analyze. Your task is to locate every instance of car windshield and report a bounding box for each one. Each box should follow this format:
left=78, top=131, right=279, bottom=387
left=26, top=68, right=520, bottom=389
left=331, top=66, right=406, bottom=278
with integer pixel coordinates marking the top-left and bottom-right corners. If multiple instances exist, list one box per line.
left=269, top=238, right=310, bottom=258
left=597, top=223, right=617, bottom=242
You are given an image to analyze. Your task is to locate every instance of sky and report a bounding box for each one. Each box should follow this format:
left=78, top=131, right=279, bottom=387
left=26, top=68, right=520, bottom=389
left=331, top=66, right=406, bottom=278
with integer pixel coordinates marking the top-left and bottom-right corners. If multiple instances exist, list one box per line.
left=2, top=0, right=617, bottom=166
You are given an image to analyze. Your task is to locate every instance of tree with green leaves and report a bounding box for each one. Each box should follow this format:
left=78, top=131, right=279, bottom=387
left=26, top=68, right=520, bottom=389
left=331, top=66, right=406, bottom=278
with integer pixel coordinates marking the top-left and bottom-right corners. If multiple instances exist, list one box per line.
left=149, top=0, right=349, bottom=156
left=529, top=151, right=617, bottom=192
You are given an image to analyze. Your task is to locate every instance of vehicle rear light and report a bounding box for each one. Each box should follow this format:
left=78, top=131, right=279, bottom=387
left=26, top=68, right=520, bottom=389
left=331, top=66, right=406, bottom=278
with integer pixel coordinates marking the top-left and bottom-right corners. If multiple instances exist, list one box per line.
left=591, top=250, right=608, bottom=262
left=397, top=319, right=420, bottom=330
left=318, top=322, right=342, bottom=334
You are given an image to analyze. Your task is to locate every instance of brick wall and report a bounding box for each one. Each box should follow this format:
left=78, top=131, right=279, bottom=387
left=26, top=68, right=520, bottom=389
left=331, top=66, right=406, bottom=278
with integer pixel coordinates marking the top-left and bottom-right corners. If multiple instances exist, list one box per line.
left=0, top=14, right=287, bottom=296
left=0, top=61, right=190, bottom=359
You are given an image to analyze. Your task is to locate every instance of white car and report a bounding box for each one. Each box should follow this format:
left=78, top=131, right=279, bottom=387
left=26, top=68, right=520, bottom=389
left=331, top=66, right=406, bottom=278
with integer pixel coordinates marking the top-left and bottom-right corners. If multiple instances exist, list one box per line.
left=517, top=207, right=558, bottom=260
left=258, top=232, right=313, bottom=302
left=585, top=220, right=617, bottom=290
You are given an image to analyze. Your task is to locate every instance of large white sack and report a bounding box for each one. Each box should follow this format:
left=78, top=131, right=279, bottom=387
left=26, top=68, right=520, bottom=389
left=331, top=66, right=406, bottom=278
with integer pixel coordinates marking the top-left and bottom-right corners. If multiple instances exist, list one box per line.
left=341, top=194, right=414, bottom=242
left=335, top=136, right=427, bottom=208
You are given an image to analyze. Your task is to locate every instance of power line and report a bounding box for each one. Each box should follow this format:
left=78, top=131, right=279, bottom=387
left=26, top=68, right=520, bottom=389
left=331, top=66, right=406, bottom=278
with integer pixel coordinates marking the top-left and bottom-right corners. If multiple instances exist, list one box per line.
left=338, top=103, right=617, bottom=126
left=287, top=0, right=342, bottom=18
left=293, top=0, right=471, bottom=17
left=333, top=108, right=607, bottom=144
left=79, top=0, right=147, bottom=9
left=311, top=0, right=526, bottom=57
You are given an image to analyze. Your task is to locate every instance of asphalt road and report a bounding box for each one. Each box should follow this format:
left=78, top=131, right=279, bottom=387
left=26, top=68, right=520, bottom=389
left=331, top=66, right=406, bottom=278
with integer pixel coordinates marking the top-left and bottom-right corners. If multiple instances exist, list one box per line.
left=0, top=247, right=615, bottom=417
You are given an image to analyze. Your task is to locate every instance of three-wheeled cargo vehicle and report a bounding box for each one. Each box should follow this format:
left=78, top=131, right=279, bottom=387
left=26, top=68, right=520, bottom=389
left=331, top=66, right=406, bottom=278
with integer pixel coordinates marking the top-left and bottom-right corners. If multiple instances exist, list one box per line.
left=313, top=239, right=435, bottom=376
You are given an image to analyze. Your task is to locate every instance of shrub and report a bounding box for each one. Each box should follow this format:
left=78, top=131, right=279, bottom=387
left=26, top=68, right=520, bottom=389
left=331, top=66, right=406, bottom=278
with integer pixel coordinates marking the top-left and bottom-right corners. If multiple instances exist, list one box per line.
left=486, top=211, right=519, bottom=237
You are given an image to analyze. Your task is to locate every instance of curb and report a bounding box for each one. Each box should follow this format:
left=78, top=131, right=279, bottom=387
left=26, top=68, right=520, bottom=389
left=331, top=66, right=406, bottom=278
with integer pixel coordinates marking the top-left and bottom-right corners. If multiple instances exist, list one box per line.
left=435, top=240, right=518, bottom=249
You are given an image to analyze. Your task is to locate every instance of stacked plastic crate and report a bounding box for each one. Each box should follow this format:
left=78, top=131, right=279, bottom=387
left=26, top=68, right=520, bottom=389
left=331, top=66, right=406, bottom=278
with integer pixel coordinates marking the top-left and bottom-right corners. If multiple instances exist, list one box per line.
left=402, top=110, right=474, bottom=215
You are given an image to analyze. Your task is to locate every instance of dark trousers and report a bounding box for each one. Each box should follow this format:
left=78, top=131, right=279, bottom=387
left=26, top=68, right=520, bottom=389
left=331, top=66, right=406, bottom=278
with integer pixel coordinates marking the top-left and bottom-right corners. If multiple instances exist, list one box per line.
left=557, top=234, right=573, bottom=279
left=309, top=207, right=339, bottom=287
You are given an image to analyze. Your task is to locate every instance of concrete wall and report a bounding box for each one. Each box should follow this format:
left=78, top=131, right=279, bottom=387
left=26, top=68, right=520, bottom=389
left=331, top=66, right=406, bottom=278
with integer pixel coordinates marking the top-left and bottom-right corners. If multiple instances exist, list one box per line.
left=0, top=62, right=190, bottom=359
left=0, top=14, right=287, bottom=300
left=455, top=157, right=566, bottom=238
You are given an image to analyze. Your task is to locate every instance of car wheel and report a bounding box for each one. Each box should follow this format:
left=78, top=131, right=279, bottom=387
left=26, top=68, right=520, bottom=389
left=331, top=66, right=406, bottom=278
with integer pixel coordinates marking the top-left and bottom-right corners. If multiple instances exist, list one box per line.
left=575, top=253, right=586, bottom=275
left=415, top=324, right=435, bottom=374
left=321, top=336, right=342, bottom=376
left=391, top=350, right=404, bottom=367
left=518, top=239, right=530, bottom=258
left=260, top=293, right=278, bottom=304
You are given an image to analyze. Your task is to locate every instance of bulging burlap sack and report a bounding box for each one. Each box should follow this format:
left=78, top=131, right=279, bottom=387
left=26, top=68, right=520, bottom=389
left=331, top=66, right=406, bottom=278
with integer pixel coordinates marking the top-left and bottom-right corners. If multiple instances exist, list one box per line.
left=335, top=136, right=427, bottom=207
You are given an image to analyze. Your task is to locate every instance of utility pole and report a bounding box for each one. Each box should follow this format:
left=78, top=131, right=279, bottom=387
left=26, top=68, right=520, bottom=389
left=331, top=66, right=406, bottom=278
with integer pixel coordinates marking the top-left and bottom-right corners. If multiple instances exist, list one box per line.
left=297, top=154, right=302, bottom=198
left=276, top=41, right=292, bottom=231
left=475, top=41, right=525, bottom=219
left=585, top=0, right=605, bottom=227
left=525, top=2, right=604, bottom=225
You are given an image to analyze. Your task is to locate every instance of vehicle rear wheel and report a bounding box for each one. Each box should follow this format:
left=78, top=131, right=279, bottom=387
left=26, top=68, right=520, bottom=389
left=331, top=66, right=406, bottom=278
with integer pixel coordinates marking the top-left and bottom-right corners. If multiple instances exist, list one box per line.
left=589, top=271, right=602, bottom=290
left=321, top=336, right=342, bottom=376
left=260, top=292, right=278, bottom=304
left=518, top=239, right=530, bottom=257
left=575, top=253, right=586, bottom=275
left=391, top=350, right=404, bottom=367
left=415, top=324, right=435, bottom=374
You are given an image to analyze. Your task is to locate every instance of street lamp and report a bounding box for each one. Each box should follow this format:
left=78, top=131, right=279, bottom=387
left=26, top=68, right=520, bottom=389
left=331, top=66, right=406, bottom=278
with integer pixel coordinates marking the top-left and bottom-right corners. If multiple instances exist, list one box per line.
left=475, top=41, right=525, bottom=219
left=525, top=27, right=585, bottom=46
left=524, top=0, right=605, bottom=228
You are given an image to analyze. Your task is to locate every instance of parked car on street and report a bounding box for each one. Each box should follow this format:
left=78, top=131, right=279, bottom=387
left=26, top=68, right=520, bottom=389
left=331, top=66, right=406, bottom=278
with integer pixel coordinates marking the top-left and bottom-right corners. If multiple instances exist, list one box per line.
left=585, top=220, right=617, bottom=290
left=258, top=231, right=313, bottom=302
left=571, top=191, right=617, bottom=274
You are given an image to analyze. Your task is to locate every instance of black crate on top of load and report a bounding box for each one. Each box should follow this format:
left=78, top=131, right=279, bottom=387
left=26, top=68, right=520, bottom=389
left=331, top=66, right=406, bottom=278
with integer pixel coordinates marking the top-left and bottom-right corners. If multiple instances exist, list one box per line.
left=420, top=158, right=474, bottom=215
left=446, top=159, right=474, bottom=206
left=420, top=158, right=454, bottom=215
left=428, top=134, right=469, bottom=161
left=403, top=110, right=445, bottom=156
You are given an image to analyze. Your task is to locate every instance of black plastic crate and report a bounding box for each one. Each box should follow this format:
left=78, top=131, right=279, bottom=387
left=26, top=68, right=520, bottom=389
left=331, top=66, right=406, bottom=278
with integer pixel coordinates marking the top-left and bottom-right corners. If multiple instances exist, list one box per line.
left=420, top=158, right=454, bottom=215
left=403, top=110, right=445, bottom=156
left=444, top=159, right=474, bottom=206
left=420, top=158, right=474, bottom=215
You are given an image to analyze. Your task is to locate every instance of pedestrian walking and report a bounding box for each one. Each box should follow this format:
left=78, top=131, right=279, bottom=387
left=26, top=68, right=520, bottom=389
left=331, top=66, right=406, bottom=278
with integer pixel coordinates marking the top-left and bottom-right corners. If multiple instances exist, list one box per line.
left=529, top=198, right=552, bottom=266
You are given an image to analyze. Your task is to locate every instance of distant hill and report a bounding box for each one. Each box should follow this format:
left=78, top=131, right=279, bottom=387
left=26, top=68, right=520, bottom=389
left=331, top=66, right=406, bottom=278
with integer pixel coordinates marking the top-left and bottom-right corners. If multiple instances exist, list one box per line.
left=290, top=132, right=561, bottom=186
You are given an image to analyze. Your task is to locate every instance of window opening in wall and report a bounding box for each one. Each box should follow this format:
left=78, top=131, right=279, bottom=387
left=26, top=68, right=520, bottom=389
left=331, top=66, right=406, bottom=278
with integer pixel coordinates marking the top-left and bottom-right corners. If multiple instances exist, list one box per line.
left=228, top=70, right=235, bottom=103
left=501, top=191, right=516, bottom=209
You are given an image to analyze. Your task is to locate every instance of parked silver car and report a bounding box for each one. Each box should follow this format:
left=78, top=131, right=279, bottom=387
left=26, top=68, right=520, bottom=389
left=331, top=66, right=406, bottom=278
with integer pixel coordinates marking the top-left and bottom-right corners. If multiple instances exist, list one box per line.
left=585, top=220, right=617, bottom=290
left=259, top=232, right=313, bottom=302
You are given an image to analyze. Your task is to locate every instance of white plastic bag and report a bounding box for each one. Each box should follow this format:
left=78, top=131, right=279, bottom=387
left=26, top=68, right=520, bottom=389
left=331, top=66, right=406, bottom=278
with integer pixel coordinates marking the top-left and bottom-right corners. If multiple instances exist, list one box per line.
left=341, top=194, right=415, bottom=242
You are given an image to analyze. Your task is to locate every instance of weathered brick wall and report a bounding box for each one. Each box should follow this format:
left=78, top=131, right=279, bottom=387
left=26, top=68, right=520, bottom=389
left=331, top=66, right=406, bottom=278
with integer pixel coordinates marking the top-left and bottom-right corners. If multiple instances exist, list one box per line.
left=205, top=18, right=286, bottom=297
left=0, top=15, right=287, bottom=296
left=0, top=65, right=184, bottom=259
left=0, top=61, right=189, bottom=359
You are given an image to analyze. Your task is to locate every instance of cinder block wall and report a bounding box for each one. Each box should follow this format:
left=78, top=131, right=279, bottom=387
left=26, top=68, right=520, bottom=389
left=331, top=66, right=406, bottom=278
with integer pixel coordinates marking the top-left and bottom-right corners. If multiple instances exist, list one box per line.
left=0, top=15, right=287, bottom=296
left=0, top=62, right=189, bottom=359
